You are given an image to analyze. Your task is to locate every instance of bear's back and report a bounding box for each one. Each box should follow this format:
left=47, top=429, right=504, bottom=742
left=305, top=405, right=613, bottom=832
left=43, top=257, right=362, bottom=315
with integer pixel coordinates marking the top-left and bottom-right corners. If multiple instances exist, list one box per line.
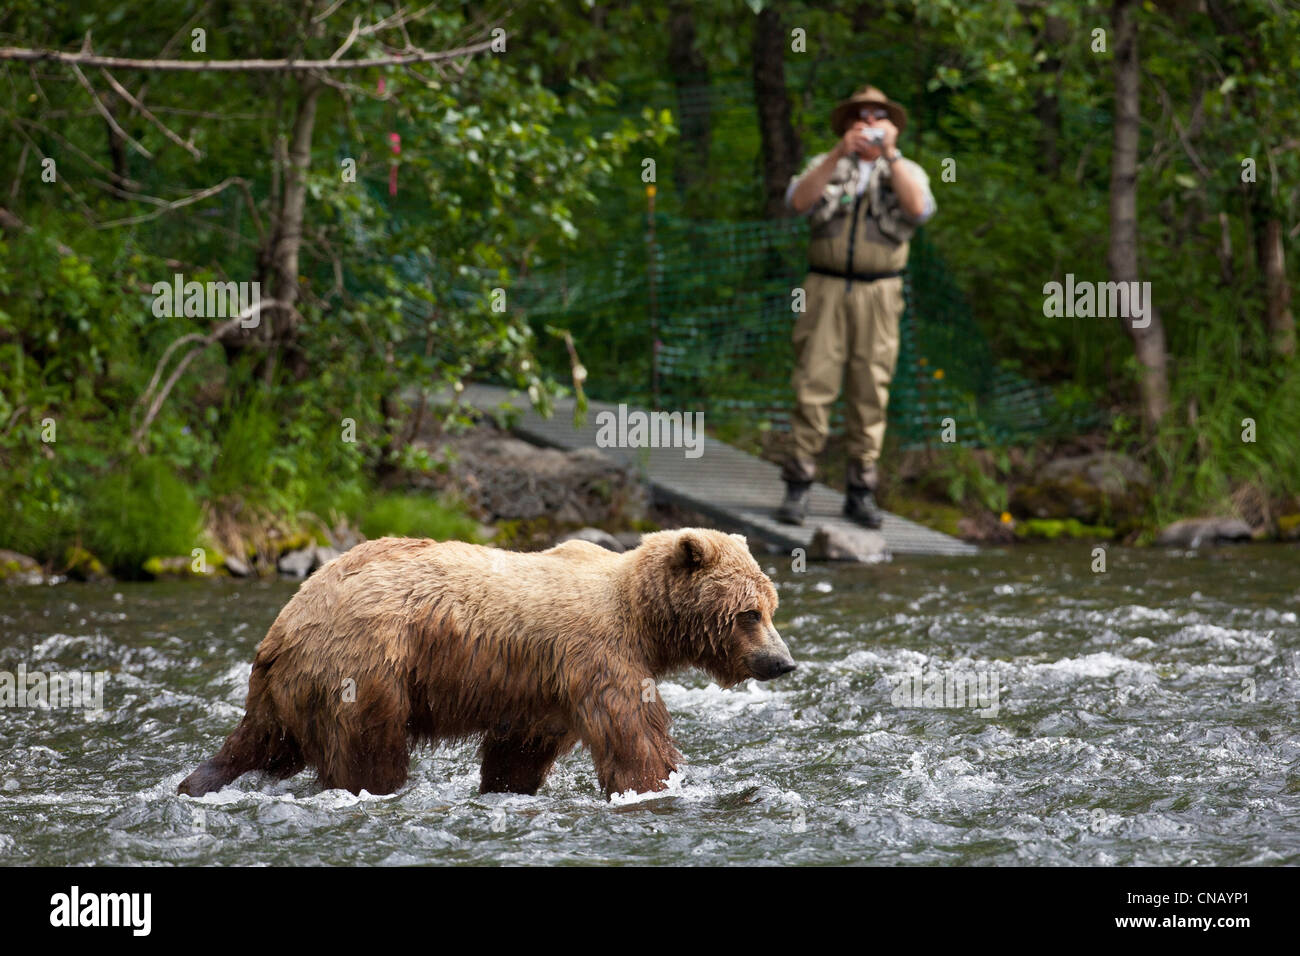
left=256, top=536, right=627, bottom=668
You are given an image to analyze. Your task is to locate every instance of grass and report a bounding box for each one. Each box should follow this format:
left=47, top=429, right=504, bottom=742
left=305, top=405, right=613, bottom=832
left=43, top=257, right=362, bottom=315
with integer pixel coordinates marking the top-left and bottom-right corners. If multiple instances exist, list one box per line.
left=360, top=492, right=482, bottom=542
left=82, top=457, right=204, bottom=576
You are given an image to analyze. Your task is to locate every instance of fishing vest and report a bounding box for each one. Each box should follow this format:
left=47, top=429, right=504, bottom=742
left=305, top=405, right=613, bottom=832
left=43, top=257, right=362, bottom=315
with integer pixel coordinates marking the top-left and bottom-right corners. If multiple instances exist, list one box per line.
left=801, top=152, right=928, bottom=276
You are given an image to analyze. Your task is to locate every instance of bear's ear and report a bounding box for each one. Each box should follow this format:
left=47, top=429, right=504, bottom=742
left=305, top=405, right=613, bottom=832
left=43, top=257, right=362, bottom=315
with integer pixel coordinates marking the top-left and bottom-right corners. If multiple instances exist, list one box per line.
left=674, top=531, right=716, bottom=571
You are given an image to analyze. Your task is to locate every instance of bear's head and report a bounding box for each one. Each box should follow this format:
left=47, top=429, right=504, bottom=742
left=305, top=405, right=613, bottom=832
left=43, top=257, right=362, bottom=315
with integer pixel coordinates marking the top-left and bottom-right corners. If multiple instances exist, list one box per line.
left=631, top=528, right=795, bottom=688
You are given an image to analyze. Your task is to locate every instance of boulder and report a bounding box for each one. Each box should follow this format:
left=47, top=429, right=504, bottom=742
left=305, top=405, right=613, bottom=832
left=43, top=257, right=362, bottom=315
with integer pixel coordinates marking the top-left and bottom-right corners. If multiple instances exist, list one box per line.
left=1155, top=517, right=1254, bottom=548
left=418, top=426, right=649, bottom=527
left=956, top=513, right=1016, bottom=544
left=1010, top=452, right=1151, bottom=524
left=63, top=546, right=109, bottom=582
left=0, top=550, right=44, bottom=586
left=808, top=524, right=890, bottom=563
left=558, top=528, right=625, bottom=552
left=225, top=554, right=252, bottom=577
left=328, top=525, right=366, bottom=552
left=278, top=546, right=317, bottom=578
left=266, top=530, right=315, bottom=566
left=614, top=531, right=645, bottom=551
left=143, top=555, right=212, bottom=578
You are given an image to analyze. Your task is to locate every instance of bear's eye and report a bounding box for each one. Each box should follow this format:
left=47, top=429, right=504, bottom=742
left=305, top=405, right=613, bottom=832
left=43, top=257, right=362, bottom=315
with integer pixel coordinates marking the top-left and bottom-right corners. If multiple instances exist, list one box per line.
left=738, top=610, right=762, bottom=627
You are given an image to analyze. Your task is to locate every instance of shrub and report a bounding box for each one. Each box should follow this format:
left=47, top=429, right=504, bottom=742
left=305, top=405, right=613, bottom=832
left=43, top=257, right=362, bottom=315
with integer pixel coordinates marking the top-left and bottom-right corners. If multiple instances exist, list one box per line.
left=82, top=457, right=204, bottom=576
left=360, top=492, right=481, bottom=542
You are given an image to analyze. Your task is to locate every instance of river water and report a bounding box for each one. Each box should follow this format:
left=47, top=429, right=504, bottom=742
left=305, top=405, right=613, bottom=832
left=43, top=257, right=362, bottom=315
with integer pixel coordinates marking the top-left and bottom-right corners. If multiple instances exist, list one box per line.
left=2, top=542, right=1297, bottom=865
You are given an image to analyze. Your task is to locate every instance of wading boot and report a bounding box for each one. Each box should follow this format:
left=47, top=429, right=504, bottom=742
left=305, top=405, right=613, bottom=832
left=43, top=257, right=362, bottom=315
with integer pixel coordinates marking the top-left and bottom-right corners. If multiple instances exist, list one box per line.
left=776, top=481, right=813, bottom=526
left=844, top=461, right=884, bottom=529
left=843, top=484, right=884, bottom=529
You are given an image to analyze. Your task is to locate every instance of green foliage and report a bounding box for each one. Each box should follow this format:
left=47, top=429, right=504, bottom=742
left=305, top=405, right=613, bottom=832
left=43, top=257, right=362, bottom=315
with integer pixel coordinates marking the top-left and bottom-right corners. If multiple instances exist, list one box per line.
left=931, top=445, right=1011, bottom=513
left=208, top=397, right=282, bottom=503
left=1148, top=325, right=1300, bottom=524
left=0, top=2, right=658, bottom=564
left=360, top=492, right=482, bottom=543
left=1, top=0, right=1298, bottom=569
left=0, top=457, right=81, bottom=561
left=202, top=382, right=379, bottom=528
left=82, top=458, right=203, bottom=576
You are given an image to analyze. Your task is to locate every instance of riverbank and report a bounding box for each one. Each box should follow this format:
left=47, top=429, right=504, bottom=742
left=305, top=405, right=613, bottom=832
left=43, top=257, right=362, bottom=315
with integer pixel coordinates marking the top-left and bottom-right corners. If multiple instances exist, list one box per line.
left=753, top=425, right=1300, bottom=548
left=4, top=414, right=1297, bottom=587
left=0, top=414, right=708, bottom=586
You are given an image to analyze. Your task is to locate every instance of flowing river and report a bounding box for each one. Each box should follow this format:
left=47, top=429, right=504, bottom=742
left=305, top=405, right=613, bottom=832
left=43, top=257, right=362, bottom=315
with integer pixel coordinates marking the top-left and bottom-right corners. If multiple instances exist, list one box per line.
left=2, top=541, right=1297, bottom=865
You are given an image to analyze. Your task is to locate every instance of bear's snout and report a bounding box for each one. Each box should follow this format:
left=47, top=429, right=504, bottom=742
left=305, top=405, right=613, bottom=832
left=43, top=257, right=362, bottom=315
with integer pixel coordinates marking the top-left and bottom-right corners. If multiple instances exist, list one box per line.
left=747, top=653, right=797, bottom=680
left=746, top=626, right=796, bottom=680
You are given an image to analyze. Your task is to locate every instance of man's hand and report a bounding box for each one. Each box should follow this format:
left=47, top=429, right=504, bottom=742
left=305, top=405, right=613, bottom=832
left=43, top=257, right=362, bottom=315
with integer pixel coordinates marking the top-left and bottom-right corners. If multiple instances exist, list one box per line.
left=788, top=148, right=846, bottom=214
left=790, top=116, right=923, bottom=217
left=842, top=119, right=899, bottom=160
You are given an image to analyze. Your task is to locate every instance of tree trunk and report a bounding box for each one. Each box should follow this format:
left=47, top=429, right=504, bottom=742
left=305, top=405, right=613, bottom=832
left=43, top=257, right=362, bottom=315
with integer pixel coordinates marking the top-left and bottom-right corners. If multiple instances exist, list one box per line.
left=102, top=90, right=129, bottom=192
left=1108, top=0, right=1168, bottom=428
left=1029, top=12, right=1067, bottom=178
left=1215, top=211, right=1234, bottom=285
left=265, top=76, right=321, bottom=380
left=752, top=7, right=801, bottom=218
left=667, top=3, right=712, bottom=204
left=1256, top=217, right=1296, bottom=356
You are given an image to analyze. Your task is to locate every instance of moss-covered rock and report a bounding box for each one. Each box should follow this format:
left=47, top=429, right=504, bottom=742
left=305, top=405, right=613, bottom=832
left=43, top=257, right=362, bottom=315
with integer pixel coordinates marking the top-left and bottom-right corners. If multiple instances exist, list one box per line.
left=955, top=511, right=1017, bottom=543
left=63, top=546, right=109, bottom=581
left=1278, top=514, right=1300, bottom=540
left=0, top=549, right=44, bottom=585
left=143, top=551, right=224, bottom=578
left=1014, top=518, right=1115, bottom=540
left=1154, top=517, right=1253, bottom=548
left=1010, top=452, right=1150, bottom=525
left=879, top=495, right=966, bottom=538
left=266, top=530, right=315, bottom=559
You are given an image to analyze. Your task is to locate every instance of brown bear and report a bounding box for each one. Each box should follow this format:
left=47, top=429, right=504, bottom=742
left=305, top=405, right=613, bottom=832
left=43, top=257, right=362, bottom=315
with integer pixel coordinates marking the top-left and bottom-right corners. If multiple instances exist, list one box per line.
left=177, top=528, right=794, bottom=800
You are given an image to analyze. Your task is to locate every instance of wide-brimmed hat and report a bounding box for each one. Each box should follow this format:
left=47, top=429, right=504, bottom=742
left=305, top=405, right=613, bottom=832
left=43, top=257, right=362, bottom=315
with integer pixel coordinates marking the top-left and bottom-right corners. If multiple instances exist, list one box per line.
left=831, top=85, right=908, bottom=136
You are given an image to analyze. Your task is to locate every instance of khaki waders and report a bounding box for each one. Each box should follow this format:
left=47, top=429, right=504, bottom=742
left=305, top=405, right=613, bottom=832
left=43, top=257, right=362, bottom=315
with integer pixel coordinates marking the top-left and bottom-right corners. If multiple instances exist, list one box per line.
left=783, top=156, right=915, bottom=492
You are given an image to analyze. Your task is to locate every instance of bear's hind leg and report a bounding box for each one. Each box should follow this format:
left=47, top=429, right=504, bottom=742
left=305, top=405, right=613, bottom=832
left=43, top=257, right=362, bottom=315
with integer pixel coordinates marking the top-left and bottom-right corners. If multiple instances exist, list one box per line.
left=315, top=718, right=411, bottom=796
left=479, top=731, right=577, bottom=795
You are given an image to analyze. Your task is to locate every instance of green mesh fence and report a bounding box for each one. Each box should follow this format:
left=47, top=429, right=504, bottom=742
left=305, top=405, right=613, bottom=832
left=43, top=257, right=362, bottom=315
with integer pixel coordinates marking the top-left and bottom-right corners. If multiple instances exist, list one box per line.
left=492, top=45, right=1108, bottom=448
left=498, top=210, right=1097, bottom=449
left=216, top=163, right=1095, bottom=449
left=352, top=45, right=1103, bottom=449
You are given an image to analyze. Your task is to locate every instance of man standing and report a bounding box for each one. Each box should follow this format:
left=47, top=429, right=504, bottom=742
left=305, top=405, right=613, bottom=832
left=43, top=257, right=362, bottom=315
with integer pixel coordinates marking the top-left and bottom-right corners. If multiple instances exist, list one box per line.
left=777, top=86, right=936, bottom=528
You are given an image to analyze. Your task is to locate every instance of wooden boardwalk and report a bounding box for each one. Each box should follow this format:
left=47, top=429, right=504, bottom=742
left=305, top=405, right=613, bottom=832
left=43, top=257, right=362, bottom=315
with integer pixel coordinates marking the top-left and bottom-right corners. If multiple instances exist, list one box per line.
left=457, top=385, right=977, bottom=557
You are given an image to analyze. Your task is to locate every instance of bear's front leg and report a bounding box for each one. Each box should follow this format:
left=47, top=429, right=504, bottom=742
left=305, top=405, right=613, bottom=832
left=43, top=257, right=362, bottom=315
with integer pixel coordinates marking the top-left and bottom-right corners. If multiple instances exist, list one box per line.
left=576, top=687, right=683, bottom=799
left=479, top=730, right=578, bottom=795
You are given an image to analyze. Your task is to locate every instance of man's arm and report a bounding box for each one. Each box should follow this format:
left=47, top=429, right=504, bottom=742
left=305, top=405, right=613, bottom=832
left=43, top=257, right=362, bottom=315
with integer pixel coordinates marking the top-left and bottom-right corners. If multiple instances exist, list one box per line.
left=788, top=144, right=847, bottom=214
left=788, top=124, right=881, bottom=213
left=886, top=153, right=928, bottom=220
left=873, top=118, right=932, bottom=221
